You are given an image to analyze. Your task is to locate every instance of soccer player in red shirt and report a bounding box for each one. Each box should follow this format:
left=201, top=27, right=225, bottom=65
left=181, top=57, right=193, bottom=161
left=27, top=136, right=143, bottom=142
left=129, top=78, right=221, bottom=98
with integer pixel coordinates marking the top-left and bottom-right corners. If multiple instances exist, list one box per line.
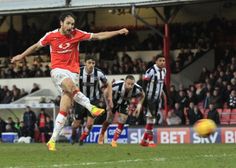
left=11, top=12, right=128, bottom=151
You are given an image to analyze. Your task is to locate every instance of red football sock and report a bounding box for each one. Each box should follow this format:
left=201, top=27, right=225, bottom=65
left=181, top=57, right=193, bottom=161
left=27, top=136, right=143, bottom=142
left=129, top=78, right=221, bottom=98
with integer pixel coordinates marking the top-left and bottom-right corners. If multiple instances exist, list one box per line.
left=79, top=132, right=88, bottom=141
left=142, top=123, right=153, bottom=141
left=59, top=111, right=67, bottom=117
left=113, top=123, right=124, bottom=141
left=148, top=132, right=154, bottom=142
left=142, top=132, right=149, bottom=141
left=79, top=127, right=91, bottom=141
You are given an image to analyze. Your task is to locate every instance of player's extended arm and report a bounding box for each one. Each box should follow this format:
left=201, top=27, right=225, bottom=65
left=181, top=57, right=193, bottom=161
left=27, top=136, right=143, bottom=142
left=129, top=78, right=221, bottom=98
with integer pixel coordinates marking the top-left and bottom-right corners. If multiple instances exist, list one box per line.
left=11, top=42, right=43, bottom=63
left=134, top=90, right=145, bottom=117
left=91, top=28, right=129, bottom=40
left=138, top=90, right=145, bottom=106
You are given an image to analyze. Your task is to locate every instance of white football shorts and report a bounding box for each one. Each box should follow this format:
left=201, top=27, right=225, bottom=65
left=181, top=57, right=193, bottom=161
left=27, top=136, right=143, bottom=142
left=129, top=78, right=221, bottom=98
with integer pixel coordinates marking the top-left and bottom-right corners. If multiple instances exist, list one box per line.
left=50, top=68, right=79, bottom=94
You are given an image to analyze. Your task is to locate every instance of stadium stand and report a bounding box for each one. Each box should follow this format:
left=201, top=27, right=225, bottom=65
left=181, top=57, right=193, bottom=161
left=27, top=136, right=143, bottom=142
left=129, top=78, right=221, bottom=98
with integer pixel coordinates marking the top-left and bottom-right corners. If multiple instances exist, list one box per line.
left=220, top=109, right=231, bottom=125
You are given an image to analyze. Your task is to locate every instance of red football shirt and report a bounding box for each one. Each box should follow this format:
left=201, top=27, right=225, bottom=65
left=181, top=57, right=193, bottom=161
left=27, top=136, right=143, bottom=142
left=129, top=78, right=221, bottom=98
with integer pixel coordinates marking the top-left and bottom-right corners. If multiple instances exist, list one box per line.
left=39, top=29, right=92, bottom=73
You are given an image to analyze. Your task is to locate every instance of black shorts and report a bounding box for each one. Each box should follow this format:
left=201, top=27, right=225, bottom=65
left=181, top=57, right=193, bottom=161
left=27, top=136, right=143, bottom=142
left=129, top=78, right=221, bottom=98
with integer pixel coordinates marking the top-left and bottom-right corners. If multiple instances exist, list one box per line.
left=112, top=103, right=128, bottom=115
left=74, top=99, right=105, bottom=120
left=145, top=98, right=161, bottom=117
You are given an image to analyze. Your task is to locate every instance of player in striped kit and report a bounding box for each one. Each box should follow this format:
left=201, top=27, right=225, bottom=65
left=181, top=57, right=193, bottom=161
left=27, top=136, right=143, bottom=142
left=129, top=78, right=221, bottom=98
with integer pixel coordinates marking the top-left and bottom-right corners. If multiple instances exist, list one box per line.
left=71, top=55, right=113, bottom=145
left=97, top=75, right=145, bottom=147
left=11, top=12, right=128, bottom=151
left=140, top=55, right=168, bottom=147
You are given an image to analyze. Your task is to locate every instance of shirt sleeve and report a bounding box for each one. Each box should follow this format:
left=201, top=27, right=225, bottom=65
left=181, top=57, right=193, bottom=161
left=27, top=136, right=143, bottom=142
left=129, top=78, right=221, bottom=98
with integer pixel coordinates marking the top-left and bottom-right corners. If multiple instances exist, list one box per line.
left=75, top=29, right=92, bottom=41
left=144, top=68, right=154, bottom=81
left=98, top=71, right=108, bottom=84
left=39, top=32, right=51, bottom=46
left=134, top=84, right=143, bottom=96
left=112, top=81, right=121, bottom=91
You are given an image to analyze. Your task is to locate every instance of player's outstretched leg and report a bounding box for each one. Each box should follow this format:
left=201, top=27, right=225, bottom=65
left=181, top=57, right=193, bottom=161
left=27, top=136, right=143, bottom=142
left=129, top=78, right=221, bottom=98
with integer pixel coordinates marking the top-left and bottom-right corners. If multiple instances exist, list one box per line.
left=91, top=105, right=105, bottom=117
left=73, top=91, right=105, bottom=117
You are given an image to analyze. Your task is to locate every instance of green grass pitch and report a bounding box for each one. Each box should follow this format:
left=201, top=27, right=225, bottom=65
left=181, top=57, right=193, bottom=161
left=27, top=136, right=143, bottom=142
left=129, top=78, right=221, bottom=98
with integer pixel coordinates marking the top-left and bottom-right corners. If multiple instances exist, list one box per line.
left=0, top=143, right=236, bottom=168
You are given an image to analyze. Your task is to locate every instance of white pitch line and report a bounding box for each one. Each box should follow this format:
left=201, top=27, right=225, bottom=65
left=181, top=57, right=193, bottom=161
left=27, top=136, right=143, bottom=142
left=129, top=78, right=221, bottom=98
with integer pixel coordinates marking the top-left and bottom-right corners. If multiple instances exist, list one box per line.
left=3, top=158, right=166, bottom=168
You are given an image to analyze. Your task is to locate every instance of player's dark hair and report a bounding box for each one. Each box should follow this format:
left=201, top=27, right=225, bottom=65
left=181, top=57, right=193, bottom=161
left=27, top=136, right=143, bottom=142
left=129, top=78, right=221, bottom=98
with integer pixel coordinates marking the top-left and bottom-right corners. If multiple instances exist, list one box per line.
left=156, top=54, right=165, bottom=60
left=126, top=75, right=135, bottom=81
left=59, top=12, right=76, bottom=22
left=85, top=55, right=96, bottom=62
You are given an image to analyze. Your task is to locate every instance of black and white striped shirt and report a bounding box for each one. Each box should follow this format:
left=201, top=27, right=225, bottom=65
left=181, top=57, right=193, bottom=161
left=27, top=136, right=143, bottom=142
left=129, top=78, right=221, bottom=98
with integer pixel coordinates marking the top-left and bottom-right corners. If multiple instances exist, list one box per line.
left=112, top=80, right=143, bottom=105
left=79, top=66, right=108, bottom=101
left=144, top=64, right=166, bottom=100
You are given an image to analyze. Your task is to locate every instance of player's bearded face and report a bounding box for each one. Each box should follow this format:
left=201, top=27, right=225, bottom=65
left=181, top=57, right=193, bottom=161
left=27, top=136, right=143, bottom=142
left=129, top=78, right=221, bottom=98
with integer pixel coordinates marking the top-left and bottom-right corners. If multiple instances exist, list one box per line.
left=156, top=58, right=166, bottom=68
left=60, top=16, right=75, bottom=35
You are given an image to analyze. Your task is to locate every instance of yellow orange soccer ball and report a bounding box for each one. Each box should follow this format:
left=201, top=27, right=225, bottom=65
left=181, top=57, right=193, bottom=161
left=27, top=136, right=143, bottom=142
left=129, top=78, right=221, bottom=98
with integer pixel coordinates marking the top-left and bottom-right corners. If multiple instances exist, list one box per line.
left=193, top=119, right=217, bottom=137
